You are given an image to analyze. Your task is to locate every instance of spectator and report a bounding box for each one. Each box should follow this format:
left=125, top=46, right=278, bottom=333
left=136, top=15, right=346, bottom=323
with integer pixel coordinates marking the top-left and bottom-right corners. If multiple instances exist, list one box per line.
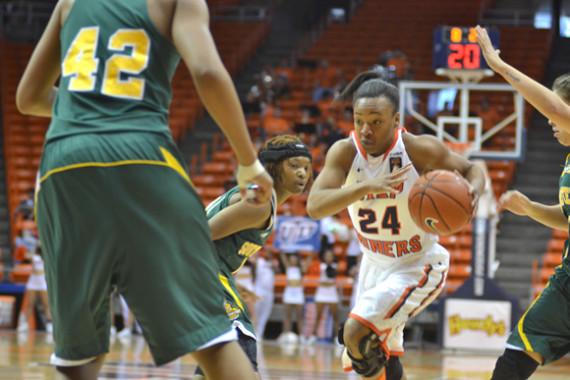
left=15, top=228, right=39, bottom=263
left=254, top=251, right=278, bottom=340
left=14, top=189, right=34, bottom=221
left=17, top=246, right=52, bottom=334
left=313, top=60, right=337, bottom=102
left=278, top=252, right=307, bottom=344
left=309, top=247, right=340, bottom=344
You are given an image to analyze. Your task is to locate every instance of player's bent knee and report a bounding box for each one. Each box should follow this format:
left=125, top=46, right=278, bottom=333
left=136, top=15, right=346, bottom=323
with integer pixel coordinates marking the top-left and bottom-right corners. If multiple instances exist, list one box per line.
left=491, top=349, right=539, bottom=380
left=346, top=333, right=388, bottom=378
left=386, top=356, right=403, bottom=380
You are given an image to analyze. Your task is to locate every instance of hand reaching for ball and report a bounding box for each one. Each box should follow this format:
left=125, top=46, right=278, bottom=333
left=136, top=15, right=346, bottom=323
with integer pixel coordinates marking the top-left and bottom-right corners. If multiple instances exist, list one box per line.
left=498, top=190, right=532, bottom=216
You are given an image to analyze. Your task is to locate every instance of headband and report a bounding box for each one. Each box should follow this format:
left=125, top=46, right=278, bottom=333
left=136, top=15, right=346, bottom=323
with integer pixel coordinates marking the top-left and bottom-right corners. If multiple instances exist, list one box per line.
left=259, top=142, right=312, bottom=164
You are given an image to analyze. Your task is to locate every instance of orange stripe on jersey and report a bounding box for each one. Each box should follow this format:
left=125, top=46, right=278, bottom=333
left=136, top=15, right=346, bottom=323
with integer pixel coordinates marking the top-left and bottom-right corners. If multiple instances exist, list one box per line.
left=390, top=350, right=405, bottom=356
left=350, top=131, right=368, bottom=161
left=408, top=269, right=447, bottom=318
left=384, top=264, right=432, bottom=319
left=381, top=127, right=403, bottom=162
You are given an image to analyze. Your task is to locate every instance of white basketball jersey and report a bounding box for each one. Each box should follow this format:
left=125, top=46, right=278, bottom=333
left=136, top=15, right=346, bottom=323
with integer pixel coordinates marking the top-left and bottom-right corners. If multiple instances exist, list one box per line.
left=345, top=128, right=437, bottom=263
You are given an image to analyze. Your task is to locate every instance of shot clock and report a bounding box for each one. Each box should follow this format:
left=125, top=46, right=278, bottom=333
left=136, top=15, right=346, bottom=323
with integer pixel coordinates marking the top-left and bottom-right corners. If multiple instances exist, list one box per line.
left=433, top=26, right=499, bottom=71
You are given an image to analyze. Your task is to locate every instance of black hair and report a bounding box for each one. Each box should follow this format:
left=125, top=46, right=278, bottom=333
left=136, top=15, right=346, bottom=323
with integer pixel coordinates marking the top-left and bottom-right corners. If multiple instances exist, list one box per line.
left=336, top=66, right=399, bottom=112
left=259, top=135, right=309, bottom=182
left=258, top=135, right=313, bottom=189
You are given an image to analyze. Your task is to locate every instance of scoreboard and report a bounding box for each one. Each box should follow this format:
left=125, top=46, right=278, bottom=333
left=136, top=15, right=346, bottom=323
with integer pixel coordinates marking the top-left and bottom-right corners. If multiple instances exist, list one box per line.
left=433, top=26, right=500, bottom=71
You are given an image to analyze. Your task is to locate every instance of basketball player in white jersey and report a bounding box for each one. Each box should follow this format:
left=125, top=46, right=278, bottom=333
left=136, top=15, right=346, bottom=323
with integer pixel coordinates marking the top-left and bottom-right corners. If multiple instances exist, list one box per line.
left=307, top=68, right=486, bottom=380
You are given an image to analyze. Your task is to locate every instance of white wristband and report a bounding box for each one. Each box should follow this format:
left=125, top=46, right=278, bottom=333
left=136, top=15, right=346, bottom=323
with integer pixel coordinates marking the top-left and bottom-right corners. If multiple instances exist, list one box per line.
left=237, top=159, right=265, bottom=186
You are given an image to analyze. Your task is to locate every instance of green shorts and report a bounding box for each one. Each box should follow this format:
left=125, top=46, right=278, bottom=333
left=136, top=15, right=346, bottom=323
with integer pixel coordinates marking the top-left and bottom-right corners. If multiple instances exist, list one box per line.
left=507, top=267, right=570, bottom=364
left=36, top=132, right=233, bottom=365
left=218, top=266, right=255, bottom=338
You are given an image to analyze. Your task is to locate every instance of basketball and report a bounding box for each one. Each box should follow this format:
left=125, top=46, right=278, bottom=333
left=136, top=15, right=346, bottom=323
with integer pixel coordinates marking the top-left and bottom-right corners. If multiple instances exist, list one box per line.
left=408, top=170, right=474, bottom=236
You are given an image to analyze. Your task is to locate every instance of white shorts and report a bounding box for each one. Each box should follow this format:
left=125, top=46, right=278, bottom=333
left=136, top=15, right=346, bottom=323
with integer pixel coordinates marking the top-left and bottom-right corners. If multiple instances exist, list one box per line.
left=283, top=286, right=305, bottom=305
left=26, top=274, right=48, bottom=291
left=314, top=285, right=339, bottom=304
left=350, top=243, right=449, bottom=356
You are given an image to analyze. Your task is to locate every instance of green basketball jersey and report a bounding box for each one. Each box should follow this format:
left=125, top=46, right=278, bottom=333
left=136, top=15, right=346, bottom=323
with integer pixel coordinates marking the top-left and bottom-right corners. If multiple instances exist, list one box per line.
left=48, top=0, right=180, bottom=142
left=206, top=187, right=277, bottom=274
left=558, top=154, right=570, bottom=274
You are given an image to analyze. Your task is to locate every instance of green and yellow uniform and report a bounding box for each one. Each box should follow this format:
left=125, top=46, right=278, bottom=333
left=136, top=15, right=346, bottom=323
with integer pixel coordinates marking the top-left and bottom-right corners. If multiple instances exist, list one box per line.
left=205, top=187, right=277, bottom=339
left=37, top=0, right=232, bottom=365
left=506, top=154, right=570, bottom=364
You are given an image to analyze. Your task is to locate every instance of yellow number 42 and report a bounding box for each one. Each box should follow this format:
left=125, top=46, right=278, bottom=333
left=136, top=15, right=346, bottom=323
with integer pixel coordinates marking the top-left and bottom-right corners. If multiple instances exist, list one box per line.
left=62, top=27, right=150, bottom=100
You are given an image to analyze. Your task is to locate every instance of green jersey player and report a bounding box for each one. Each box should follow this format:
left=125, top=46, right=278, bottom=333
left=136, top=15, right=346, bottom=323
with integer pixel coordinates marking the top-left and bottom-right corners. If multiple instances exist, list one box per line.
left=194, top=135, right=312, bottom=379
left=16, top=0, right=272, bottom=379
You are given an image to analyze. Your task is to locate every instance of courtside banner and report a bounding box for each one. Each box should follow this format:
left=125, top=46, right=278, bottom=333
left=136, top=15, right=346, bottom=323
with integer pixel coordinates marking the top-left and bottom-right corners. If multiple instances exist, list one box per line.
left=443, top=298, right=511, bottom=350
left=274, top=216, right=321, bottom=252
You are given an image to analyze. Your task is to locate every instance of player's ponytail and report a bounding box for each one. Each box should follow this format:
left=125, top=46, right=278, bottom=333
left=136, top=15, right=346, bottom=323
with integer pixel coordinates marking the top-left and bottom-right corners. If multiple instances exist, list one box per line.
left=337, top=66, right=399, bottom=112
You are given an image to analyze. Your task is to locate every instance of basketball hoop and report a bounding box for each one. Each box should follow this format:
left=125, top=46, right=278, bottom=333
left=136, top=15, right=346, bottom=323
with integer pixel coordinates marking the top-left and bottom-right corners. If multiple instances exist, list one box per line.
left=435, top=68, right=494, bottom=84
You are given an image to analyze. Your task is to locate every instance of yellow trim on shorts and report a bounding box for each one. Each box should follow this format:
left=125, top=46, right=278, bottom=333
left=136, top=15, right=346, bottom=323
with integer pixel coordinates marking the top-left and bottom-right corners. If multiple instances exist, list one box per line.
left=518, top=281, right=550, bottom=352
left=219, top=274, right=245, bottom=311
left=39, top=147, right=192, bottom=185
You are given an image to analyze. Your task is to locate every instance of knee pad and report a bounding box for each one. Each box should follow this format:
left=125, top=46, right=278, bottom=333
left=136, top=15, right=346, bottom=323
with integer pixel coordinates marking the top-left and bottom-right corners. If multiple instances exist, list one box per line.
left=346, top=333, right=387, bottom=378
left=386, top=356, right=403, bottom=380
left=491, top=349, right=538, bottom=380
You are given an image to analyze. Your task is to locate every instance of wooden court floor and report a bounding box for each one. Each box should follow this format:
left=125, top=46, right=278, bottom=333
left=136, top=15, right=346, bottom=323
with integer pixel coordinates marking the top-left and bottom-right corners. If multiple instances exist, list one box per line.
left=1, top=331, right=570, bottom=379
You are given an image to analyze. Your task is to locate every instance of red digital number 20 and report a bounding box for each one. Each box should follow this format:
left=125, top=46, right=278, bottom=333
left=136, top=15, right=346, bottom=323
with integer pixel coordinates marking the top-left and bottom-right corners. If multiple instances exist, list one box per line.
left=448, top=44, right=480, bottom=70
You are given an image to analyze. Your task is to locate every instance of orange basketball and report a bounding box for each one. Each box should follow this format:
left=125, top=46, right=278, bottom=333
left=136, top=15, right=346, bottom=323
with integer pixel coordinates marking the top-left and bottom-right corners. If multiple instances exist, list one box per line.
left=408, top=170, right=474, bottom=236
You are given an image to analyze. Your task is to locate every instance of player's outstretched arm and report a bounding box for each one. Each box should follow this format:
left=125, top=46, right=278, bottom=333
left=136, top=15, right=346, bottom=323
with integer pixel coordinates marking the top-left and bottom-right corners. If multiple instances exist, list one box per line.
left=499, top=190, right=567, bottom=230
left=16, top=1, right=62, bottom=117
left=172, top=0, right=272, bottom=204
left=476, top=26, right=570, bottom=132
left=208, top=195, right=272, bottom=240
left=307, top=140, right=410, bottom=219
left=406, top=134, right=486, bottom=202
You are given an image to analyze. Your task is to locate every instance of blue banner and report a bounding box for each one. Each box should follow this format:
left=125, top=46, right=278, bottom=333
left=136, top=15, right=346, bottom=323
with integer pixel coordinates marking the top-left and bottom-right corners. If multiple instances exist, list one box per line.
left=274, top=216, right=321, bottom=252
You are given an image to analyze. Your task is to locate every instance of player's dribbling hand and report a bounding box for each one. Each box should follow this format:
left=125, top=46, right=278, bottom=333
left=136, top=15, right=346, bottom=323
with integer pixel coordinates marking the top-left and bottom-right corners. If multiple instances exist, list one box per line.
left=475, top=25, right=505, bottom=72
left=498, top=190, right=531, bottom=216
left=454, top=170, right=479, bottom=212
left=236, top=160, right=274, bottom=206
left=365, top=163, right=412, bottom=194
